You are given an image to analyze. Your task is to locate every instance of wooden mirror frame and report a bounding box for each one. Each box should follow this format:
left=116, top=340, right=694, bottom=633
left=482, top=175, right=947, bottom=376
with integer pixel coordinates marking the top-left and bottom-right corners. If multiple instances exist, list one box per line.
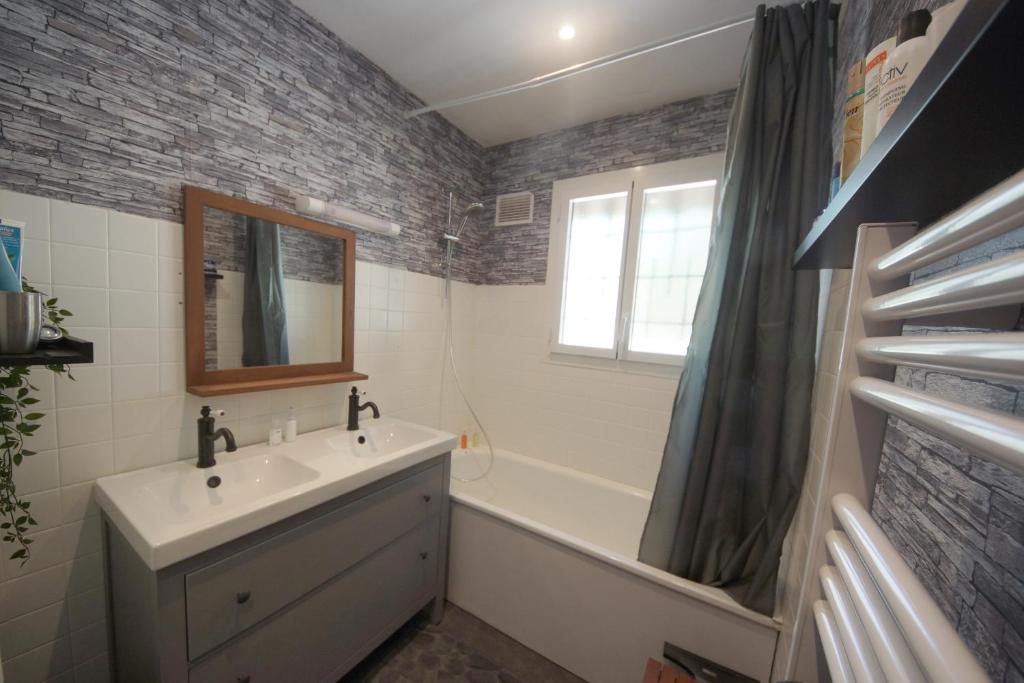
left=183, top=186, right=367, bottom=396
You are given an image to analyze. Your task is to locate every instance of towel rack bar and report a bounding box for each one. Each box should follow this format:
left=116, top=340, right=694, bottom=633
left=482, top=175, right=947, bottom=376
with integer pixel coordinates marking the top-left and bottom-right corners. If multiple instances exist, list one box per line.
left=863, top=251, right=1024, bottom=321
left=813, top=600, right=856, bottom=683
left=870, top=168, right=1024, bottom=281
left=849, top=377, right=1024, bottom=475
left=820, top=566, right=884, bottom=683
left=832, top=494, right=988, bottom=682
left=855, top=333, right=1024, bottom=383
left=825, top=531, right=927, bottom=683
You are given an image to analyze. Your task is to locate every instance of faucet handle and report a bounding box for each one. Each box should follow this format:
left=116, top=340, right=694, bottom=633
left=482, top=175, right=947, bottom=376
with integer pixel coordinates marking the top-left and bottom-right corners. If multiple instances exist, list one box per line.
left=201, top=406, right=226, bottom=417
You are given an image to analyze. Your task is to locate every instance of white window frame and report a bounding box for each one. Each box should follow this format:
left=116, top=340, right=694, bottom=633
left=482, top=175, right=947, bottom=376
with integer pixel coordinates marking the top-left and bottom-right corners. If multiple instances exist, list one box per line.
left=547, top=154, right=724, bottom=365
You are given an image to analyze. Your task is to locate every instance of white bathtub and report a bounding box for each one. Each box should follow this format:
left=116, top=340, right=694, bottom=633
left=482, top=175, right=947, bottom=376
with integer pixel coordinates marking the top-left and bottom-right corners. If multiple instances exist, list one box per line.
left=448, top=449, right=780, bottom=683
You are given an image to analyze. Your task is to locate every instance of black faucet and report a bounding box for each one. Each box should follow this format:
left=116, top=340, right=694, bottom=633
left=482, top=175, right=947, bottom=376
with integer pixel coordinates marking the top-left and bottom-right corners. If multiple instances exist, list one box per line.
left=347, top=387, right=380, bottom=431
left=197, top=406, right=237, bottom=468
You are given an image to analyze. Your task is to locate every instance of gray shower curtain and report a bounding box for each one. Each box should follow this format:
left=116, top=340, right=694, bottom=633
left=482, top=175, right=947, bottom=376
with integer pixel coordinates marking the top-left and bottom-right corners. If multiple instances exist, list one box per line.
left=638, top=1, right=833, bottom=615
left=242, top=217, right=289, bottom=367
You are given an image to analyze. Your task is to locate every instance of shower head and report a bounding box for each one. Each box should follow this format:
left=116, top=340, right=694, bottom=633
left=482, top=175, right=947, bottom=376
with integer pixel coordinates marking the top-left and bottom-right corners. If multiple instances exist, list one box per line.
left=452, top=202, right=484, bottom=239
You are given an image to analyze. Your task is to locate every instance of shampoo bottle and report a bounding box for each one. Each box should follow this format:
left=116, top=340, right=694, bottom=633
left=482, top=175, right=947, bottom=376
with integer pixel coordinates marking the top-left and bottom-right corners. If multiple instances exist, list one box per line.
left=876, top=10, right=932, bottom=133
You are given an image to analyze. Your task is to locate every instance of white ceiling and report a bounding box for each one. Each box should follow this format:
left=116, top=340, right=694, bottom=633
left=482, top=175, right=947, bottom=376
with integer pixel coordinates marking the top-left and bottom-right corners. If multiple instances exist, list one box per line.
left=292, top=0, right=760, bottom=146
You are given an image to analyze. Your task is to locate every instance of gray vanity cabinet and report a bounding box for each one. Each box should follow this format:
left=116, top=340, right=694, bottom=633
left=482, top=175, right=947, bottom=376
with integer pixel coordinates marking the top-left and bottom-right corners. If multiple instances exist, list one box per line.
left=105, top=455, right=451, bottom=682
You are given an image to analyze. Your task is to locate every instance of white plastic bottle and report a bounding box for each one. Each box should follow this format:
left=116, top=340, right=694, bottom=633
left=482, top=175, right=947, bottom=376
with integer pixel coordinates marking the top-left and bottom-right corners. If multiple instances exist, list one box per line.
left=860, top=35, right=896, bottom=157
left=284, top=406, right=298, bottom=443
left=876, top=9, right=932, bottom=133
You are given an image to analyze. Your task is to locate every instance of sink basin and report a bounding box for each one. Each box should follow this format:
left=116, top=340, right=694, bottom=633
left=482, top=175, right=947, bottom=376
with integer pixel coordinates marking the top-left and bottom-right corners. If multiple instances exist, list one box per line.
left=96, top=416, right=458, bottom=570
left=139, top=454, right=319, bottom=523
left=328, top=420, right=442, bottom=458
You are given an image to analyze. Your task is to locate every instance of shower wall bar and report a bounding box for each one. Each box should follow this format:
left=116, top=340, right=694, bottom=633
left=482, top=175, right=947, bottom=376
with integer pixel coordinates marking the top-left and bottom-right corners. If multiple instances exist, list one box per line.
left=797, top=169, right=1024, bottom=682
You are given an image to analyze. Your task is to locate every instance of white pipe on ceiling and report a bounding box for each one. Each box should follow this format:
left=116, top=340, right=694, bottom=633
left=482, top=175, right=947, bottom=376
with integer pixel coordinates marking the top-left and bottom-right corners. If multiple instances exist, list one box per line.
left=404, top=14, right=756, bottom=118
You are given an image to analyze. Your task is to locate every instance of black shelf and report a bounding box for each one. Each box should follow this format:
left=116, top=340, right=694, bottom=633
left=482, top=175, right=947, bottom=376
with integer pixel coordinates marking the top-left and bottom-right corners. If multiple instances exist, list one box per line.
left=794, top=0, right=1024, bottom=270
left=0, top=335, right=94, bottom=367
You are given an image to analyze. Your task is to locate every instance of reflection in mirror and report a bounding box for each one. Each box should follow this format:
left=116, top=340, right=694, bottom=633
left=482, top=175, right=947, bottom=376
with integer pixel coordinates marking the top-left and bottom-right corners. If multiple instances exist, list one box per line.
left=202, top=207, right=345, bottom=370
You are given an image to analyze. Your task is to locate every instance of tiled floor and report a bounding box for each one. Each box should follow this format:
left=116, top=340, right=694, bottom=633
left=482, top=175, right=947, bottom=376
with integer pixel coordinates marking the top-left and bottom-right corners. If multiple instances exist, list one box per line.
left=341, top=604, right=584, bottom=682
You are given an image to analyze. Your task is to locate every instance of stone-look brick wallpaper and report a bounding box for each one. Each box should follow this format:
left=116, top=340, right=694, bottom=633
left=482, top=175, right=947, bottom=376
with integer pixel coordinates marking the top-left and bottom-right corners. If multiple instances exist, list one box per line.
left=0, top=0, right=486, bottom=282
left=479, top=90, right=734, bottom=285
left=836, top=5, right=1023, bottom=677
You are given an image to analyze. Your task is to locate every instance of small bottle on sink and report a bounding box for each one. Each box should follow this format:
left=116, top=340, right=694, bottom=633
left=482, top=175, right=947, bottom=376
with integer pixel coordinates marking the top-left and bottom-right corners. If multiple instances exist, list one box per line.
left=269, top=416, right=283, bottom=446
left=284, top=406, right=298, bottom=443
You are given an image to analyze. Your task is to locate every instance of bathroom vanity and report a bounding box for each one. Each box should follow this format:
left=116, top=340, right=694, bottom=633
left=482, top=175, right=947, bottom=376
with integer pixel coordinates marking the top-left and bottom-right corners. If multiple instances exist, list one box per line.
left=96, top=418, right=455, bottom=682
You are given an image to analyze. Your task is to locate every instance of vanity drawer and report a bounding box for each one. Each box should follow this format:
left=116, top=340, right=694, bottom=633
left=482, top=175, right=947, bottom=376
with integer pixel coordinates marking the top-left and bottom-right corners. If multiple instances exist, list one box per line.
left=189, top=518, right=440, bottom=683
left=185, top=464, right=443, bottom=659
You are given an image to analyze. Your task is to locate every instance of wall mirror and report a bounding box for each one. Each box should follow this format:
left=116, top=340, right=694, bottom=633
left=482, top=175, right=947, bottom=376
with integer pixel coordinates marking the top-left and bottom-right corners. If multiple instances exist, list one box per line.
left=184, top=186, right=366, bottom=396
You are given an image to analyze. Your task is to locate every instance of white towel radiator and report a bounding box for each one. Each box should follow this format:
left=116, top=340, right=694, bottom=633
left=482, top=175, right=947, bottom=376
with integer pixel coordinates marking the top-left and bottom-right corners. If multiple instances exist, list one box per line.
left=803, top=168, right=1024, bottom=683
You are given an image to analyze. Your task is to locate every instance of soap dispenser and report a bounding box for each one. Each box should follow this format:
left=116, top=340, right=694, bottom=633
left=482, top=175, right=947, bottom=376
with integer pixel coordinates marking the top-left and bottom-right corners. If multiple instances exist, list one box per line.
left=284, top=406, right=298, bottom=443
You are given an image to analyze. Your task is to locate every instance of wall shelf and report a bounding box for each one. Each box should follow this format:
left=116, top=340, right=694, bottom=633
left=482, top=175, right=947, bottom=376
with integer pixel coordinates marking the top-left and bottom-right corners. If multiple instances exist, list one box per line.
left=794, top=0, right=1024, bottom=270
left=0, top=335, right=94, bottom=367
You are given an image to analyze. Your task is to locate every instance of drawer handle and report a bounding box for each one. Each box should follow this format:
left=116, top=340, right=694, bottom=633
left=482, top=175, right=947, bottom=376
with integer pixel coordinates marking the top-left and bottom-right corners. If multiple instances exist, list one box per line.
left=237, top=676, right=251, bottom=683
left=422, top=494, right=432, bottom=502
left=236, top=591, right=251, bottom=605
left=419, top=552, right=428, bottom=560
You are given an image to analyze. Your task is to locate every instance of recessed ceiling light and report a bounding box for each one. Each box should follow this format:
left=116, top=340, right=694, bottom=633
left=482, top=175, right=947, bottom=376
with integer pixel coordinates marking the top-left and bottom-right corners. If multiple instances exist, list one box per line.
left=559, top=24, right=576, bottom=41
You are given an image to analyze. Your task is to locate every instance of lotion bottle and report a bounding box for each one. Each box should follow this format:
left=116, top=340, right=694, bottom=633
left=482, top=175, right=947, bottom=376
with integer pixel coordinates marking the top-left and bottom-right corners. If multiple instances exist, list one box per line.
left=876, top=10, right=932, bottom=133
left=284, top=406, right=297, bottom=443
left=860, top=35, right=896, bottom=157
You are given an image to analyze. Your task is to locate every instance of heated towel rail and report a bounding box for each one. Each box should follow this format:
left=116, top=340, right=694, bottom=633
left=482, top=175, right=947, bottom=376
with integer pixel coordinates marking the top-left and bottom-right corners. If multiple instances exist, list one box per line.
left=808, top=168, right=1024, bottom=683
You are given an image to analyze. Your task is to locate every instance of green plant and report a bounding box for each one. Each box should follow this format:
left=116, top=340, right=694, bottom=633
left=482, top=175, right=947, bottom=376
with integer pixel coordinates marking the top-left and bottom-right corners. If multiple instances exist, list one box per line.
left=0, top=284, right=74, bottom=563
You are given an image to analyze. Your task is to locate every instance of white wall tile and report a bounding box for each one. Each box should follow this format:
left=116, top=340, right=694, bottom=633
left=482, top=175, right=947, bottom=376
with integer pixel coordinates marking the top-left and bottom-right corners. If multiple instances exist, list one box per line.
left=158, top=292, right=183, bottom=328
left=0, top=600, right=68, bottom=659
left=55, top=367, right=111, bottom=409
left=58, top=442, right=114, bottom=486
left=157, top=257, right=183, bottom=293
left=109, top=290, right=158, bottom=328
left=52, top=288, right=109, bottom=328
left=12, top=450, right=59, bottom=496
left=60, top=482, right=98, bottom=525
left=50, top=200, right=106, bottom=249
left=22, top=237, right=51, bottom=284
left=158, top=328, right=185, bottom=363
left=51, top=244, right=107, bottom=288
left=56, top=406, right=112, bottom=448
left=109, top=328, right=159, bottom=365
left=108, top=213, right=156, bottom=255
left=0, top=189, right=50, bottom=240
left=111, top=399, right=162, bottom=439
left=110, top=364, right=159, bottom=402
left=156, top=221, right=183, bottom=258
left=108, top=251, right=157, bottom=291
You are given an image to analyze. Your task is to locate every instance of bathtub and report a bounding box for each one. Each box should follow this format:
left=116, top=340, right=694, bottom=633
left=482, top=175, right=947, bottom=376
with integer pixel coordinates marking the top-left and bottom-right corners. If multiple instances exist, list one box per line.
left=448, top=450, right=780, bottom=683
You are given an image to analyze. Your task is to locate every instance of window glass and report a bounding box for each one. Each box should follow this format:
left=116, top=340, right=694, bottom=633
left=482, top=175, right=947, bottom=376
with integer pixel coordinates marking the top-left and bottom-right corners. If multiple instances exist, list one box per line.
left=559, top=192, right=629, bottom=349
left=628, top=181, right=716, bottom=356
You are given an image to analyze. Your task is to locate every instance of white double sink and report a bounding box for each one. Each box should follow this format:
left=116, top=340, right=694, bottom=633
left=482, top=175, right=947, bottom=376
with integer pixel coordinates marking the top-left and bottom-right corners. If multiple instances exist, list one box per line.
left=95, top=417, right=457, bottom=571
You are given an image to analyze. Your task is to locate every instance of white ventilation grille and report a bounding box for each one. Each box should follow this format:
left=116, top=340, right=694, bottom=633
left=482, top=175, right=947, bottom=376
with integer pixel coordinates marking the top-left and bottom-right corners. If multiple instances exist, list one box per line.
left=494, top=191, right=534, bottom=226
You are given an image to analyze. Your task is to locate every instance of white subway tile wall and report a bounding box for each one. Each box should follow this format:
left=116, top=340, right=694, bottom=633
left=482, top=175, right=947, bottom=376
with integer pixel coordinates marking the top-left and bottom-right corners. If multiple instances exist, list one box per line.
left=471, top=284, right=678, bottom=490
left=0, top=190, right=679, bottom=682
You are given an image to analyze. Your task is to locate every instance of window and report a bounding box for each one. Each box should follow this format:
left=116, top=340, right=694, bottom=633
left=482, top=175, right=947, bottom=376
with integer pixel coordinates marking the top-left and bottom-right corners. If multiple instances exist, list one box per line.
left=548, top=155, right=723, bottom=365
